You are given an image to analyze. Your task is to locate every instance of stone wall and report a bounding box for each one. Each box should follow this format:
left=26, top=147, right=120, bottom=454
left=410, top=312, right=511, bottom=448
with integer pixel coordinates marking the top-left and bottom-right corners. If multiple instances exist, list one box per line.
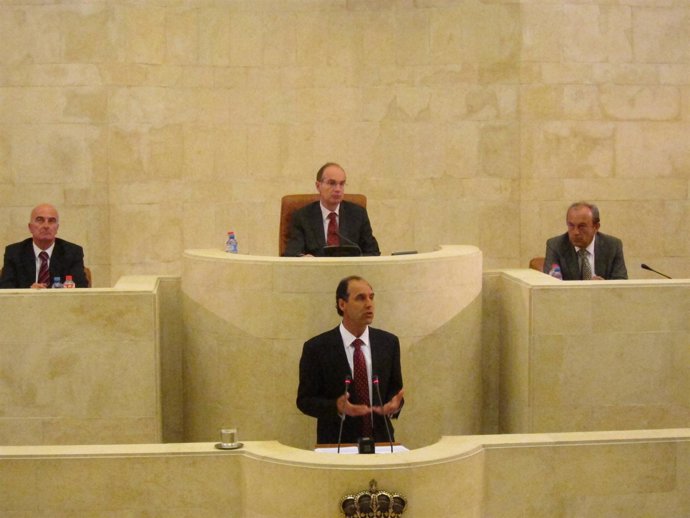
left=1, top=1, right=688, bottom=285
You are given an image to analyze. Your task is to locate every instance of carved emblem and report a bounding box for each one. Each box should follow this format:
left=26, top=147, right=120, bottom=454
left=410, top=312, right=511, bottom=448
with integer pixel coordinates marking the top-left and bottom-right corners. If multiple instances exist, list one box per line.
left=340, top=479, right=407, bottom=517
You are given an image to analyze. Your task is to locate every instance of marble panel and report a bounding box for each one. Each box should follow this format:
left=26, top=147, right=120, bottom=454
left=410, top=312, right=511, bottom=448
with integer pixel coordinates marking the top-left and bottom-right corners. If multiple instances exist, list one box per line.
left=166, top=7, right=198, bottom=66
left=198, top=7, right=231, bottom=66
left=601, top=85, right=680, bottom=121
left=520, top=5, right=563, bottom=63
left=616, top=122, right=690, bottom=179
left=633, top=7, right=690, bottom=64
left=552, top=442, right=675, bottom=496
left=60, top=6, right=115, bottom=64
left=561, top=5, right=632, bottom=63
left=120, top=5, right=166, bottom=65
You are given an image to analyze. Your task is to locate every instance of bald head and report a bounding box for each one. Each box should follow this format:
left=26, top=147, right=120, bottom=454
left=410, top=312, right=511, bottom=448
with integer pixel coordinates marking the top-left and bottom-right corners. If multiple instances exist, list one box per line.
left=28, top=204, right=60, bottom=250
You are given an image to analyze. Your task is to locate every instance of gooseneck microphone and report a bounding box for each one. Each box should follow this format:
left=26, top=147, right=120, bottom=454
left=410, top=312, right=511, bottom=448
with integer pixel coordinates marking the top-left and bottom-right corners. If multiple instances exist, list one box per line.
left=336, top=231, right=363, bottom=255
left=372, top=374, right=394, bottom=453
left=337, top=375, right=352, bottom=453
left=641, top=263, right=672, bottom=279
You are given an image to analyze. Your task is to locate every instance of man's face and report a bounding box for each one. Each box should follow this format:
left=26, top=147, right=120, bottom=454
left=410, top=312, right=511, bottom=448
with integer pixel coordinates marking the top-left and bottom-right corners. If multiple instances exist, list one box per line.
left=566, top=205, right=599, bottom=248
left=339, top=279, right=375, bottom=331
left=316, top=165, right=346, bottom=211
left=28, top=204, right=59, bottom=249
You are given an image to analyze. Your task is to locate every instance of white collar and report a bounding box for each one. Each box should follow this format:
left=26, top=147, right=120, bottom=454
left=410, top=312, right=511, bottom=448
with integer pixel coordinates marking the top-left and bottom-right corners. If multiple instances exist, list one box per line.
left=339, top=323, right=370, bottom=348
left=320, top=203, right=340, bottom=221
left=33, top=241, right=56, bottom=258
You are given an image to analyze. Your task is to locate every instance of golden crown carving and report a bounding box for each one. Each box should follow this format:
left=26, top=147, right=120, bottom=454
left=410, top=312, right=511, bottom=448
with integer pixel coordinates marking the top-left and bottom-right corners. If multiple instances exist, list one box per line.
left=340, top=479, right=407, bottom=517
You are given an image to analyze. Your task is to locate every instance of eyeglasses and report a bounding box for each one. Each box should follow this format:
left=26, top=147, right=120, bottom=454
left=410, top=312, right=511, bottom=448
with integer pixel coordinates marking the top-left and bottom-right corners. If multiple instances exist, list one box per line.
left=320, top=180, right=346, bottom=188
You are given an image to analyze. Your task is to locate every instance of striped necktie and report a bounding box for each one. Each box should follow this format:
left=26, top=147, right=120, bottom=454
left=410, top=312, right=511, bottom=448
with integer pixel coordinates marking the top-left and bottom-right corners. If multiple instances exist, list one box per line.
left=38, top=251, right=50, bottom=286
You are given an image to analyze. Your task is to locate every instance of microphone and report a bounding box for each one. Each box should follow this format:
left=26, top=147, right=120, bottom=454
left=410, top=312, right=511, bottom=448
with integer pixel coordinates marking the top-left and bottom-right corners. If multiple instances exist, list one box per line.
left=337, top=375, right=352, bottom=453
left=372, top=374, right=394, bottom=453
left=641, top=263, right=672, bottom=279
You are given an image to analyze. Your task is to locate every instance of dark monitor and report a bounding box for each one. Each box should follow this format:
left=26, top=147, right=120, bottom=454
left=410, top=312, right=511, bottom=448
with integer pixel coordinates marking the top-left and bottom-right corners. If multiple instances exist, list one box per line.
left=323, top=245, right=362, bottom=257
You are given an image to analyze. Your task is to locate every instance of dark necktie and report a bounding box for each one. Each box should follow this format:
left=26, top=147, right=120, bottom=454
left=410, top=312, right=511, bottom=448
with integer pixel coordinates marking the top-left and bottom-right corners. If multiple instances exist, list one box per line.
left=352, top=338, right=372, bottom=438
left=38, top=251, right=50, bottom=286
left=327, top=212, right=339, bottom=246
left=578, top=248, right=592, bottom=280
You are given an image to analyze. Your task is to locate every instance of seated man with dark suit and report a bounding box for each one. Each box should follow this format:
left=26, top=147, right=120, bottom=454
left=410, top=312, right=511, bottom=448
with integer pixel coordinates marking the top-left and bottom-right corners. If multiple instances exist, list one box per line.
left=0, top=203, right=88, bottom=289
left=297, top=275, right=404, bottom=445
left=283, top=162, right=380, bottom=257
left=543, top=201, right=627, bottom=280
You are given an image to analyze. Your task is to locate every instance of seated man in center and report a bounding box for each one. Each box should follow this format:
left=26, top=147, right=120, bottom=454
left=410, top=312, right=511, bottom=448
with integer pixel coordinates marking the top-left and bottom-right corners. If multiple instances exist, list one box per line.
left=282, top=162, right=380, bottom=257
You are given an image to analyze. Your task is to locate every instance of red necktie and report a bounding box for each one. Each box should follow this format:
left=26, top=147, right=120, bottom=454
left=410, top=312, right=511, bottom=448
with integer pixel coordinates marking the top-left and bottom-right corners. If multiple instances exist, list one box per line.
left=352, top=338, right=372, bottom=438
left=327, top=212, right=339, bottom=246
left=38, top=251, right=50, bottom=286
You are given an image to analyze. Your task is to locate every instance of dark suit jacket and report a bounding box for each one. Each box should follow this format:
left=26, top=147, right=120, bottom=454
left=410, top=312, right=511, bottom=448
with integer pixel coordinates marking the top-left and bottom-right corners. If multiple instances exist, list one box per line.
left=543, top=232, right=628, bottom=280
left=296, top=326, right=404, bottom=445
left=283, top=200, right=380, bottom=257
left=0, top=237, right=88, bottom=288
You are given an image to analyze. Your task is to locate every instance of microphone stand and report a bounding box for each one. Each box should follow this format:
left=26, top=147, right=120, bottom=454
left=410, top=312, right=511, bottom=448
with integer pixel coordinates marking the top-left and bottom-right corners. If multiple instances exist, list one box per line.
left=373, top=375, right=394, bottom=453
left=337, top=376, right=351, bottom=453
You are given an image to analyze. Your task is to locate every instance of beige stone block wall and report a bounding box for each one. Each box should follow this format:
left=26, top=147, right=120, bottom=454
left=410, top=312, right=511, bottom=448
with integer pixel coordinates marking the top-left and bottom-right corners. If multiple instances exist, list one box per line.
left=0, top=277, right=166, bottom=445
left=2, top=1, right=687, bottom=285
left=497, top=269, right=690, bottom=434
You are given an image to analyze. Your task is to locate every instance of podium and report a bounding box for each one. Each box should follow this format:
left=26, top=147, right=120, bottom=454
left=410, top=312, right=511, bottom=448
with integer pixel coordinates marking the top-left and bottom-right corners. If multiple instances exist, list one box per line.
left=181, top=245, right=484, bottom=449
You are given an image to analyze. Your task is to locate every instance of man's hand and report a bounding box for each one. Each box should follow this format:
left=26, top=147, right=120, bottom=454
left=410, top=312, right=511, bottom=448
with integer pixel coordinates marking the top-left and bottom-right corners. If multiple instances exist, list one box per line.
left=336, top=393, right=370, bottom=417
left=30, top=282, right=48, bottom=289
left=372, top=388, right=404, bottom=416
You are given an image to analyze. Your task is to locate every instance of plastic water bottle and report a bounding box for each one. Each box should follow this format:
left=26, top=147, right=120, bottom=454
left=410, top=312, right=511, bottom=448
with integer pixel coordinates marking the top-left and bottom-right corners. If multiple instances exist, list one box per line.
left=63, top=275, right=76, bottom=289
left=51, top=276, right=64, bottom=289
left=225, top=231, right=238, bottom=254
left=548, top=264, right=562, bottom=280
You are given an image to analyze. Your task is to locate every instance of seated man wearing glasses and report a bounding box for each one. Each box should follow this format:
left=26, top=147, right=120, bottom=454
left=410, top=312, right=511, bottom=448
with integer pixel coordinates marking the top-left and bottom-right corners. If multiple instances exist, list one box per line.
left=283, top=162, right=380, bottom=257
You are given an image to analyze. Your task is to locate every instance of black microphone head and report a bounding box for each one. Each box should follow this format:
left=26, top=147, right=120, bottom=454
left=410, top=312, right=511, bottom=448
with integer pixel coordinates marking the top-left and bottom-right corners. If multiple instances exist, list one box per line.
left=641, top=263, right=650, bottom=270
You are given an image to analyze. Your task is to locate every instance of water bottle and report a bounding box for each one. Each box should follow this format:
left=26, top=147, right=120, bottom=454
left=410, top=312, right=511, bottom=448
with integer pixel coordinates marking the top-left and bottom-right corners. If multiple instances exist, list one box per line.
left=225, top=231, right=238, bottom=254
left=63, top=275, right=76, bottom=289
left=548, top=264, right=562, bottom=280
left=51, top=276, right=64, bottom=289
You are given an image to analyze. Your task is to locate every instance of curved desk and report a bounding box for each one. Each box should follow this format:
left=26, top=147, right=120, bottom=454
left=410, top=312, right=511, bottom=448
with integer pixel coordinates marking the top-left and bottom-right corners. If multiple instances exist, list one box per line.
left=182, top=245, right=483, bottom=449
left=3, top=429, right=688, bottom=517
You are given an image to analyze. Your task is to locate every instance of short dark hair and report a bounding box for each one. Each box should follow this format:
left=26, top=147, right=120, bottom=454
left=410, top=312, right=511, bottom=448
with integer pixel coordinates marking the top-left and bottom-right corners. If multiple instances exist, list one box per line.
left=335, top=275, right=367, bottom=316
left=316, top=162, right=344, bottom=182
left=568, top=201, right=600, bottom=224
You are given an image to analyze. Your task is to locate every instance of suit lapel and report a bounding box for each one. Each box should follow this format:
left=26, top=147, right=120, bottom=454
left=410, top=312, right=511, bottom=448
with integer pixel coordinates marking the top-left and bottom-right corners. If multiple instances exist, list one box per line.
left=330, top=327, right=352, bottom=376
left=563, top=245, right=580, bottom=280
left=308, top=203, right=326, bottom=249
left=21, top=239, right=38, bottom=282
left=368, top=328, right=387, bottom=382
left=50, top=239, right=65, bottom=277
left=593, top=234, right=605, bottom=278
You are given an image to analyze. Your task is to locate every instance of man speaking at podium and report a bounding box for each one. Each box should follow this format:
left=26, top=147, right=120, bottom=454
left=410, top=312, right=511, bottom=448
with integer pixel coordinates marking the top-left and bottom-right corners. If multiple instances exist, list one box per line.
left=296, top=276, right=404, bottom=445
left=283, top=162, right=380, bottom=257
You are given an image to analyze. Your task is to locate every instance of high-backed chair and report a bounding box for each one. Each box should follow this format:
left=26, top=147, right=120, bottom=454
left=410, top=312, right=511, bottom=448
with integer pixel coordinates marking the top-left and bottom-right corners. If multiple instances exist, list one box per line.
left=279, top=194, right=367, bottom=256
left=529, top=257, right=545, bottom=273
